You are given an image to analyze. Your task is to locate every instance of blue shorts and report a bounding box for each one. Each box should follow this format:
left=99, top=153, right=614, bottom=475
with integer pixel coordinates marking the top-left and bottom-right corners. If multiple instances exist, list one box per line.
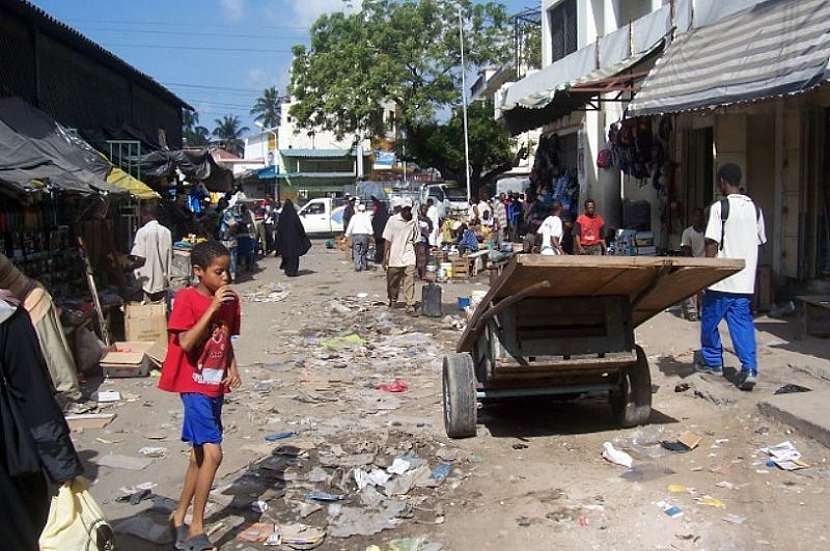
left=180, top=393, right=224, bottom=445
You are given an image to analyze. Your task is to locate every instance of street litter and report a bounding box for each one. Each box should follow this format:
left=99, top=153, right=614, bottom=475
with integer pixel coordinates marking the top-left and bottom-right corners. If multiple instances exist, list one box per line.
left=430, top=463, right=453, bottom=482
left=388, top=457, right=412, bottom=475
left=760, top=441, right=810, bottom=471
left=723, top=514, right=747, bottom=525
left=252, top=500, right=269, bottom=513
left=238, top=522, right=276, bottom=543
left=92, top=453, right=153, bottom=471
left=512, top=442, right=529, bottom=450
left=601, top=442, right=633, bottom=468
left=65, top=413, right=116, bottom=431
left=774, top=384, right=811, bottom=395
left=138, top=446, right=167, bottom=458
left=306, top=491, right=347, bottom=502
left=321, top=334, right=365, bottom=349
left=696, top=496, right=726, bottom=508
left=265, top=431, right=297, bottom=442
left=621, top=463, right=675, bottom=482
left=716, top=481, right=736, bottom=490
left=116, top=488, right=154, bottom=505
left=94, top=390, right=121, bottom=402
left=661, top=431, right=702, bottom=453
left=244, top=284, right=290, bottom=303
left=657, top=501, right=683, bottom=519
left=674, top=383, right=690, bottom=393
left=280, top=523, right=326, bottom=549
left=667, top=484, right=689, bottom=494
left=355, top=468, right=392, bottom=490
left=376, top=378, right=409, bottom=393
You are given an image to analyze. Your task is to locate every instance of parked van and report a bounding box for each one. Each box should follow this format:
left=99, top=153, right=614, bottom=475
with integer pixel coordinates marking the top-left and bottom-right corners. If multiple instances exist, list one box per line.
left=296, top=197, right=346, bottom=234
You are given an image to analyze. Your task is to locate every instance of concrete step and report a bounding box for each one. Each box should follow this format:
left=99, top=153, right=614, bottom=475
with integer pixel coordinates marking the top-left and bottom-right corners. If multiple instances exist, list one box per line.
left=758, top=390, right=830, bottom=449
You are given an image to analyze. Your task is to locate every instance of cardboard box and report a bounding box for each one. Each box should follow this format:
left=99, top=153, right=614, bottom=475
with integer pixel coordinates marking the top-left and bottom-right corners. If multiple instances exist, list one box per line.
left=125, top=302, right=167, bottom=342
left=100, top=341, right=154, bottom=378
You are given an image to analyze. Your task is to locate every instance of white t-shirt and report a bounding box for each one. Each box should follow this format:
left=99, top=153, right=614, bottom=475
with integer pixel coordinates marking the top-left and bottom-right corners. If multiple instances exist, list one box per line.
left=477, top=201, right=493, bottom=226
left=382, top=214, right=418, bottom=268
left=681, top=226, right=706, bottom=258
left=345, top=212, right=373, bottom=236
left=539, top=215, right=563, bottom=253
left=131, top=220, right=172, bottom=294
left=705, top=194, right=766, bottom=294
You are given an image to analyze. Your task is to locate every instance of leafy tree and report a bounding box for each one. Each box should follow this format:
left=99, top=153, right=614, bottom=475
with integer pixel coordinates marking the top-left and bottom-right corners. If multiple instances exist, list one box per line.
left=212, top=115, right=249, bottom=155
left=289, top=0, right=511, bottom=141
left=250, top=86, right=283, bottom=129
left=183, top=110, right=211, bottom=146
left=404, top=100, right=523, bottom=196
left=521, top=29, right=541, bottom=71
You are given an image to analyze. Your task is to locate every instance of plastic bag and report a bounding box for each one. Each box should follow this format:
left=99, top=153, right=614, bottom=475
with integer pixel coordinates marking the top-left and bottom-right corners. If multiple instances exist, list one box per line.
left=39, top=477, right=115, bottom=551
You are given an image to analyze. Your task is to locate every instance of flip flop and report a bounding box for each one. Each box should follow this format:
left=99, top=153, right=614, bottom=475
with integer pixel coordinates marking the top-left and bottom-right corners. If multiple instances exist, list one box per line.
left=168, top=516, right=188, bottom=550
left=183, top=533, right=216, bottom=551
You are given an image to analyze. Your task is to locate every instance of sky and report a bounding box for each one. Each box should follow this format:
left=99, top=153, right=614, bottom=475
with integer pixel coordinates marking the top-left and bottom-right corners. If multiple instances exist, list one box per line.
left=30, top=0, right=532, bottom=138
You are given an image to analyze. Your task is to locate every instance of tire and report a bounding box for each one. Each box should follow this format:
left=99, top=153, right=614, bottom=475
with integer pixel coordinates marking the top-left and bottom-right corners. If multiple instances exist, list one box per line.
left=442, top=353, right=477, bottom=438
left=610, top=345, right=652, bottom=428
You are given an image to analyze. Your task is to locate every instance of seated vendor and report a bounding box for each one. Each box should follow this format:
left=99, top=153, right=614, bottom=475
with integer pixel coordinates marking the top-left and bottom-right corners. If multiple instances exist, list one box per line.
left=456, top=223, right=480, bottom=254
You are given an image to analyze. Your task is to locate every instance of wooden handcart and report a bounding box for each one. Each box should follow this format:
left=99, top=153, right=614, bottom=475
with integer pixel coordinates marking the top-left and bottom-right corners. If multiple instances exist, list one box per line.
left=442, top=255, right=744, bottom=438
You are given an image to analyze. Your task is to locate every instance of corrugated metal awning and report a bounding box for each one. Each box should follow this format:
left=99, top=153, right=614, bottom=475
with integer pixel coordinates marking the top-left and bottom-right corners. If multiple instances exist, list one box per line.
left=629, top=0, right=830, bottom=116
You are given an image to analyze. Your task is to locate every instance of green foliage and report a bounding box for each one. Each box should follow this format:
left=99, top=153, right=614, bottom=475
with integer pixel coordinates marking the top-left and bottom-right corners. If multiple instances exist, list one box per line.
left=212, top=115, right=249, bottom=155
left=405, top=100, right=516, bottom=195
left=183, top=111, right=210, bottom=146
left=522, top=29, right=541, bottom=70
left=289, top=0, right=511, bottom=140
left=250, top=86, right=283, bottom=129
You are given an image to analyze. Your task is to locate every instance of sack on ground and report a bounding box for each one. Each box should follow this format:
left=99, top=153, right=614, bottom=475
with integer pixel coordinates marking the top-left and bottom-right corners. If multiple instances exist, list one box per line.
left=39, top=477, right=115, bottom=551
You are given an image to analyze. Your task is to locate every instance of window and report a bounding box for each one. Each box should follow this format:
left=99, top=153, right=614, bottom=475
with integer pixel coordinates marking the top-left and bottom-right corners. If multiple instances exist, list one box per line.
left=305, top=203, right=325, bottom=215
left=548, top=0, right=577, bottom=63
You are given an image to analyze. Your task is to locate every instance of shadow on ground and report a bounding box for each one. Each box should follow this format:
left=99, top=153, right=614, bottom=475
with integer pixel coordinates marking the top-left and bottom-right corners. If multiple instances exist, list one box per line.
left=480, top=396, right=679, bottom=439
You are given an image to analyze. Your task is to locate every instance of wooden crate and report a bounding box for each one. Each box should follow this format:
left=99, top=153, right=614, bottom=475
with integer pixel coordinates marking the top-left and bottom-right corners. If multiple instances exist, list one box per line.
left=452, top=258, right=470, bottom=280
left=798, top=296, right=830, bottom=338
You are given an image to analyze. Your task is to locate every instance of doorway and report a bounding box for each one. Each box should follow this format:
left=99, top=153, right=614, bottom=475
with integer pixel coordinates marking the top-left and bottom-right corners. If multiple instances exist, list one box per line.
left=685, top=127, right=714, bottom=222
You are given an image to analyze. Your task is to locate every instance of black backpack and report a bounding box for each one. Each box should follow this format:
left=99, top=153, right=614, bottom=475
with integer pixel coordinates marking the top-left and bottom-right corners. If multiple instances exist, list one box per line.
left=719, top=197, right=760, bottom=251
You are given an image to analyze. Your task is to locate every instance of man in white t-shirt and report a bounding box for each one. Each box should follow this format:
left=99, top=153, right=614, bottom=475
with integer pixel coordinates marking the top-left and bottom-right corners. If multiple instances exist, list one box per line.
left=697, top=164, right=766, bottom=391
left=539, top=202, right=564, bottom=255
left=130, top=205, right=172, bottom=302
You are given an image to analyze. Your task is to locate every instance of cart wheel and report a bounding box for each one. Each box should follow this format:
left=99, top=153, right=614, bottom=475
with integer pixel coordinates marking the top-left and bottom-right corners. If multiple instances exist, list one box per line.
left=443, top=353, right=477, bottom=439
left=611, top=345, right=652, bottom=428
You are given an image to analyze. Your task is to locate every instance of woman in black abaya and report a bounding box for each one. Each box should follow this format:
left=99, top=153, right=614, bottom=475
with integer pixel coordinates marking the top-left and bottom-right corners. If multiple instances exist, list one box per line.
left=275, top=199, right=312, bottom=277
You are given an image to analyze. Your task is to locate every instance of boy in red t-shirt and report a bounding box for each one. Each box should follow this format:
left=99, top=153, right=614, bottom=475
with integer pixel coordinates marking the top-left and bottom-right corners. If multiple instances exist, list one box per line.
left=575, top=199, right=607, bottom=255
left=159, top=241, right=241, bottom=551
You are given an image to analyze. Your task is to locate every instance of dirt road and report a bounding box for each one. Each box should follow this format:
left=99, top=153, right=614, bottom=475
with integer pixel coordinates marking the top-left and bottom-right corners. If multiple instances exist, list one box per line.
left=74, top=242, right=830, bottom=550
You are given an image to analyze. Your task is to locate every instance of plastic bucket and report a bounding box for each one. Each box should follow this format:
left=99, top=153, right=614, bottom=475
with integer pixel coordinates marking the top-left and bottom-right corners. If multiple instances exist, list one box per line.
left=457, top=296, right=471, bottom=310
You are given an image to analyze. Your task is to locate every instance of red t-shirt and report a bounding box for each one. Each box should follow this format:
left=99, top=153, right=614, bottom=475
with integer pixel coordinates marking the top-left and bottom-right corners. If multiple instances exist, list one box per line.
left=577, top=214, right=605, bottom=246
left=158, top=287, right=240, bottom=397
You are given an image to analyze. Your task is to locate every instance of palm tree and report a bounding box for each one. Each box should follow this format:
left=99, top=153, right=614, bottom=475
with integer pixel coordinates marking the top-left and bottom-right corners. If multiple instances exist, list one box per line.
left=182, top=110, right=212, bottom=146
left=250, top=87, right=282, bottom=129
left=212, top=115, right=249, bottom=155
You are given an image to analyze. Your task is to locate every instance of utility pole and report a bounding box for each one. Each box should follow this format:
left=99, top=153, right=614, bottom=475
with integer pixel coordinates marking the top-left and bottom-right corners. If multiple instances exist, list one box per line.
left=458, top=6, right=472, bottom=203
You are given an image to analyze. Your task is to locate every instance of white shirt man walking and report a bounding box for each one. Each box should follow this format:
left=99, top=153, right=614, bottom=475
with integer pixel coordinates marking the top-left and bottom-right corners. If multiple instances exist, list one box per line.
left=383, top=198, right=419, bottom=315
left=345, top=203, right=374, bottom=272
left=130, top=204, right=172, bottom=302
left=697, top=163, right=766, bottom=391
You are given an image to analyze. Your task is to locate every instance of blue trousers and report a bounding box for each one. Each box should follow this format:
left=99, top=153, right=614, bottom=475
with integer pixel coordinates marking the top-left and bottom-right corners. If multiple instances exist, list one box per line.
left=700, top=290, right=757, bottom=372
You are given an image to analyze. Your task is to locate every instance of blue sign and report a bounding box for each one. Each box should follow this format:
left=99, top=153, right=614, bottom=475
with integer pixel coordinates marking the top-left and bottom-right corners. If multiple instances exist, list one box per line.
left=257, top=165, right=278, bottom=179
left=374, top=150, right=395, bottom=170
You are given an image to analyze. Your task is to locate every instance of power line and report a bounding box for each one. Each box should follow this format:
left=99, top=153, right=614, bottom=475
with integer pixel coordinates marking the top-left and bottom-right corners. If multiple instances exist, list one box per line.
left=101, top=43, right=293, bottom=53
left=163, top=82, right=267, bottom=93
left=79, top=27, right=308, bottom=40
left=188, top=99, right=254, bottom=109
left=63, top=18, right=310, bottom=31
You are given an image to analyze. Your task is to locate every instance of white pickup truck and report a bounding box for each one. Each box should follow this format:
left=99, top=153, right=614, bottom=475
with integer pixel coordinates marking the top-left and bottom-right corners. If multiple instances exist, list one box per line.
left=296, top=197, right=347, bottom=234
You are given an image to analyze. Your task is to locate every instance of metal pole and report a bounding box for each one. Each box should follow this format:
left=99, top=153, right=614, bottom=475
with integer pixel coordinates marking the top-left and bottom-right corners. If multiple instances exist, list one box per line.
left=458, top=6, right=472, bottom=203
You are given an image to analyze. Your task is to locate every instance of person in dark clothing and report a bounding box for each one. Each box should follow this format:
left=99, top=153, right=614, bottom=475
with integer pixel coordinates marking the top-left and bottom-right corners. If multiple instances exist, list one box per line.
left=275, top=200, right=311, bottom=277
left=371, top=197, right=390, bottom=264
left=0, top=298, right=84, bottom=551
left=342, top=196, right=356, bottom=236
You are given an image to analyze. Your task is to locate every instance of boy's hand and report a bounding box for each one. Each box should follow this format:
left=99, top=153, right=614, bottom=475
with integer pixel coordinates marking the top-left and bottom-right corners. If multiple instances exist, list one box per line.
left=223, top=366, right=241, bottom=390
left=211, top=286, right=237, bottom=312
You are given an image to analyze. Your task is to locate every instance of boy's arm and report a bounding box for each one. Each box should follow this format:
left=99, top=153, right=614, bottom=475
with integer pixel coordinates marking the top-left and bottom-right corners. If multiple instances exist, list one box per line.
left=177, top=287, right=234, bottom=352
left=223, top=353, right=241, bottom=389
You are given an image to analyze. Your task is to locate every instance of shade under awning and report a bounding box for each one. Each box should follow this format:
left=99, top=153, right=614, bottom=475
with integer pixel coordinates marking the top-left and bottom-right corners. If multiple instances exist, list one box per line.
left=629, top=0, right=830, bottom=117
left=500, top=43, right=663, bottom=135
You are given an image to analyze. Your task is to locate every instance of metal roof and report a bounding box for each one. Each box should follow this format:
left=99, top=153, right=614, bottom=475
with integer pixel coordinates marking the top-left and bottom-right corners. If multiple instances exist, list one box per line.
left=276, top=172, right=357, bottom=179
left=279, top=148, right=367, bottom=158
left=2, top=0, right=193, bottom=110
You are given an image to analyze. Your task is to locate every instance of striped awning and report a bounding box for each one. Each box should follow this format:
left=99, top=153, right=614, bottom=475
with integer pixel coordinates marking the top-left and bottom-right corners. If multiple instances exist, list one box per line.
left=629, top=0, right=830, bottom=116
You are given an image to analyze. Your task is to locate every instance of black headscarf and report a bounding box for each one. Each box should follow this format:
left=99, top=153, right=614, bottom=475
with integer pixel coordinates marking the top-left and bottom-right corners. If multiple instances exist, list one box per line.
left=372, top=199, right=389, bottom=239
left=276, top=200, right=311, bottom=258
